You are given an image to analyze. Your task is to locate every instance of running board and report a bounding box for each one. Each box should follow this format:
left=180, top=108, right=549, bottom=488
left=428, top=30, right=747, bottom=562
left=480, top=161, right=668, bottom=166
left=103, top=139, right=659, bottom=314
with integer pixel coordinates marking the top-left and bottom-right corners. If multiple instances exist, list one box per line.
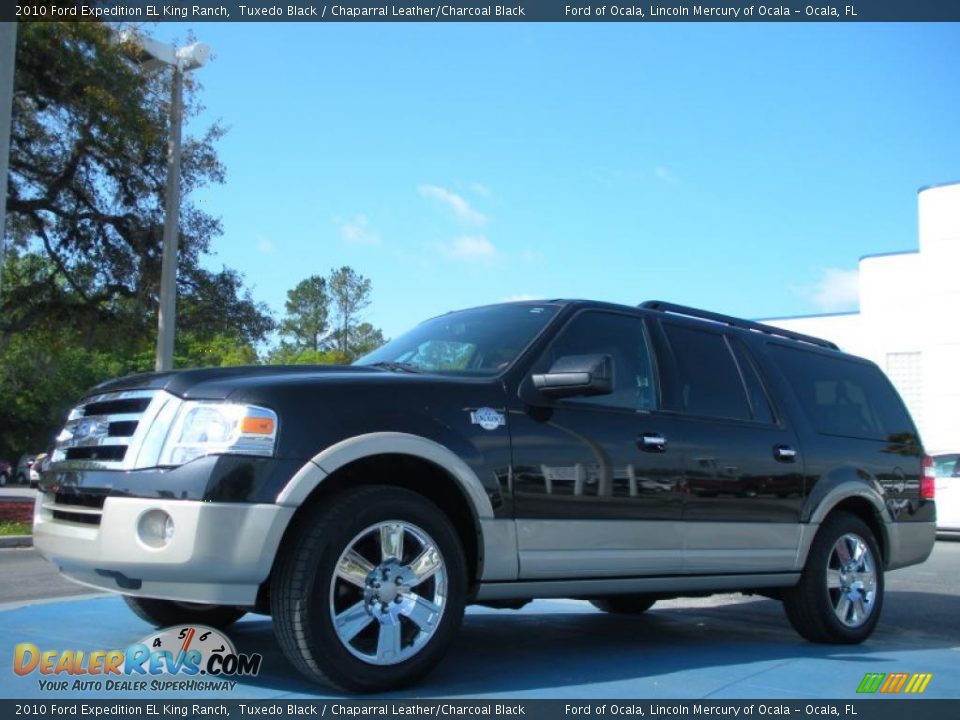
left=474, top=573, right=801, bottom=601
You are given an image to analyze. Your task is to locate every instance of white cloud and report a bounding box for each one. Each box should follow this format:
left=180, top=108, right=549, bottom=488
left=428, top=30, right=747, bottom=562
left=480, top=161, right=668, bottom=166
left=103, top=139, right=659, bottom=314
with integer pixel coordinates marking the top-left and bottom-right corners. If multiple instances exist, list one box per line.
left=520, top=249, right=544, bottom=265
left=470, top=182, right=492, bottom=197
left=502, top=293, right=541, bottom=302
left=795, top=267, right=860, bottom=312
left=256, top=237, right=276, bottom=254
left=439, top=235, right=497, bottom=262
left=655, top=165, right=680, bottom=184
left=337, top=215, right=381, bottom=246
left=811, top=268, right=860, bottom=311
left=418, top=184, right=488, bottom=226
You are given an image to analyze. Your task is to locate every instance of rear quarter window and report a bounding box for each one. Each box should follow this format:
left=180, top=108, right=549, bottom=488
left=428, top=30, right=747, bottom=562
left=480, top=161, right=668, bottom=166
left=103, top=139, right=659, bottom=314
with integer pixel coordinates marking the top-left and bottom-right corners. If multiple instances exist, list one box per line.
left=768, top=344, right=918, bottom=444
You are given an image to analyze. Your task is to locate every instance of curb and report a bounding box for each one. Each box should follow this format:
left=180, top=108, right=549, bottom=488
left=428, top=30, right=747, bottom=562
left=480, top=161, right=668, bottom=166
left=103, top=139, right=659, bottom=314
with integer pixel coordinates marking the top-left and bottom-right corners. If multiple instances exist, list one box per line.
left=0, top=535, right=33, bottom=548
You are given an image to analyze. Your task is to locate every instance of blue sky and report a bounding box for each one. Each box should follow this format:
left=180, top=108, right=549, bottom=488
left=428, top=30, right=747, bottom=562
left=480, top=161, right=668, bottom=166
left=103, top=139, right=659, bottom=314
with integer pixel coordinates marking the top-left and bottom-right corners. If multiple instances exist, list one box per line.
left=146, top=22, right=960, bottom=339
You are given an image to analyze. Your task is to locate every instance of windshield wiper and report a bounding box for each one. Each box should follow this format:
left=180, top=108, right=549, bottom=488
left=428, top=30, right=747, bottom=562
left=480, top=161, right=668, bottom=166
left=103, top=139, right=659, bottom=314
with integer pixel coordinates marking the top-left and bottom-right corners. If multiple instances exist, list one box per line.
left=366, top=361, right=422, bottom=374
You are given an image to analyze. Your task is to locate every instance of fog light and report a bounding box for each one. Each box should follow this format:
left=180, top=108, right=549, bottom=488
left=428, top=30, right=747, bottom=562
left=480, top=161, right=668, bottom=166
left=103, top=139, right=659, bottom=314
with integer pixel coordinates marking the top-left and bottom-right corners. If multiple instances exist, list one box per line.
left=138, top=509, right=174, bottom=548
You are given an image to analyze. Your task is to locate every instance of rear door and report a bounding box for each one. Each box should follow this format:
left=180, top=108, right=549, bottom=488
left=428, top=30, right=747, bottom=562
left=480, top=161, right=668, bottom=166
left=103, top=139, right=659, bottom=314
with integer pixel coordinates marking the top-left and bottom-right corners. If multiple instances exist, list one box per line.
left=652, top=321, right=806, bottom=573
left=766, top=344, right=927, bottom=525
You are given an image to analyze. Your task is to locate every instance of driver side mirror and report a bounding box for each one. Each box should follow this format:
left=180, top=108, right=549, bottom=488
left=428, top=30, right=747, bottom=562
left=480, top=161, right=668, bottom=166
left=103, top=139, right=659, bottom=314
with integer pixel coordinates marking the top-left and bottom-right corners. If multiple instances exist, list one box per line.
left=531, top=354, right=614, bottom=399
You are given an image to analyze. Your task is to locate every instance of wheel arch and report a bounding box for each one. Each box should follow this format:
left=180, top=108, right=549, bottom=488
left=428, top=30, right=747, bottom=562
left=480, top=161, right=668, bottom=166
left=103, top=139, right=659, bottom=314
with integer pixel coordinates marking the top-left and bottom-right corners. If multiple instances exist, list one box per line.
left=276, top=432, right=494, bottom=519
left=263, top=433, right=497, bottom=609
left=803, top=473, right=892, bottom=567
left=817, top=496, right=889, bottom=566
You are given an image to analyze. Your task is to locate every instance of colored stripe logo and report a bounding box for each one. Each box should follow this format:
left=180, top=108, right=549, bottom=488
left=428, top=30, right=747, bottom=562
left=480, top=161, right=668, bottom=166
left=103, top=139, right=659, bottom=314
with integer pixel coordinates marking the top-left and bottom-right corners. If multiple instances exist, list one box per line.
left=857, top=672, right=932, bottom=694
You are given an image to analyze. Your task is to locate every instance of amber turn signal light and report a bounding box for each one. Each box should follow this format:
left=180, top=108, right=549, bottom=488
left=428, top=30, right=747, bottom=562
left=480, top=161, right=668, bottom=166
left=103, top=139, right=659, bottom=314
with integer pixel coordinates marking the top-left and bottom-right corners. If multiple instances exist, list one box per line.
left=241, top=417, right=275, bottom=435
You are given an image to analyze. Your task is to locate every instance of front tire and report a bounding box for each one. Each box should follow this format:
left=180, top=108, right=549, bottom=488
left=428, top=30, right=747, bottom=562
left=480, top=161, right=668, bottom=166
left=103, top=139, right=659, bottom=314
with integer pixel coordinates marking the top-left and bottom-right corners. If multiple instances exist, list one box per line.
left=123, top=596, right=247, bottom=629
left=271, top=486, right=467, bottom=693
left=783, top=512, right=883, bottom=644
left=589, top=595, right=657, bottom=615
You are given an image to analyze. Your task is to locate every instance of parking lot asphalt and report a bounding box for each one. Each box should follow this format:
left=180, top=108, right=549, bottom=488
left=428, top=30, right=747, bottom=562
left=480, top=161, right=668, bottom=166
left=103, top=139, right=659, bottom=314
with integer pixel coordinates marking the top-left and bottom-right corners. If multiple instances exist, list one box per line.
left=1, top=541, right=958, bottom=700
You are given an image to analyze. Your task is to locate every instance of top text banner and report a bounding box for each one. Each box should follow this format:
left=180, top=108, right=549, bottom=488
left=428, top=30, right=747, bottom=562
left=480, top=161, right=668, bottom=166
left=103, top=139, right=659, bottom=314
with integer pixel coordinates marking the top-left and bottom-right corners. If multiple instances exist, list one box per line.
left=7, top=0, right=960, bottom=21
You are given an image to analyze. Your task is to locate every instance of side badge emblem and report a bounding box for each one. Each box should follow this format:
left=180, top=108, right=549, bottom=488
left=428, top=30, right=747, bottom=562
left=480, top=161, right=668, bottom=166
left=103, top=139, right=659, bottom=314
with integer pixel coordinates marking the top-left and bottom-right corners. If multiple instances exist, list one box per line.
left=470, top=407, right=506, bottom=431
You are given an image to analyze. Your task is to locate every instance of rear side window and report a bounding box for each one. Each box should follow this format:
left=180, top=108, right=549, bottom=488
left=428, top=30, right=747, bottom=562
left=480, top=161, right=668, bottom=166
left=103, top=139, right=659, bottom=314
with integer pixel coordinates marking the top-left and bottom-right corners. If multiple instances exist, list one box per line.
left=662, top=324, right=751, bottom=421
left=730, top=339, right=776, bottom=425
left=769, top=345, right=918, bottom=443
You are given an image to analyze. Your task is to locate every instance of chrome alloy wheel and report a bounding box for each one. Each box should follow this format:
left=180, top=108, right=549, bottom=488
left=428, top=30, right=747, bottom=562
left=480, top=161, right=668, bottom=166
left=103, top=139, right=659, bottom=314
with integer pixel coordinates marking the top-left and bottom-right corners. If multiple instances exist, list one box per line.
left=826, top=532, right=877, bottom=628
left=329, top=521, right=447, bottom=665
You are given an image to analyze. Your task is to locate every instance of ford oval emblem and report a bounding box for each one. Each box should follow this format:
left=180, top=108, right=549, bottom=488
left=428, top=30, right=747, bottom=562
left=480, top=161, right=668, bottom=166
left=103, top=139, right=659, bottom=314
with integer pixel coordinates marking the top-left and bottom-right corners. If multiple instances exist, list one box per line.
left=74, top=419, right=96, bottom=440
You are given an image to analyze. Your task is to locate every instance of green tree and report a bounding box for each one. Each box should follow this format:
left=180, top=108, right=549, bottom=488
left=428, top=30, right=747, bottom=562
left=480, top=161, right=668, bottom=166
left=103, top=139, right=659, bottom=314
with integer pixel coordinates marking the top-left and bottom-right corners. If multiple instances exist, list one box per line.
left=0, top=21, right=274, bottom=459
left=176, top=332, right=260, bottom=368
left=348, top=322, right=386, bottom=359
left=270, top=268, right=385, bottom=365
left=0, top=328, right=127, bottom=461
left=279, top=275, right=329, bottom=352
left=328, top=266, right=375, bottom=361
left=3, top=22, right=273, bottom=349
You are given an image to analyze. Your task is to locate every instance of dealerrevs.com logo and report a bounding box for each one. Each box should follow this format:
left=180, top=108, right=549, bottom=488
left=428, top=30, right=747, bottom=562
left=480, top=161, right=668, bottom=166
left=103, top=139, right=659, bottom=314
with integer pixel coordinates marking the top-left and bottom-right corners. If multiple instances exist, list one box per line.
left=13, top=625, right=262, bottom=692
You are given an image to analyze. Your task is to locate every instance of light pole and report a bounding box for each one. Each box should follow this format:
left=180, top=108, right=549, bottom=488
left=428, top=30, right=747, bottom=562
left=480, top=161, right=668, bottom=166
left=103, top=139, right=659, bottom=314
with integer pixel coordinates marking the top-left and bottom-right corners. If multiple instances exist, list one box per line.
left=0, top=22, right=17, bottom=301
left=119, top=30, right=209, bottom=372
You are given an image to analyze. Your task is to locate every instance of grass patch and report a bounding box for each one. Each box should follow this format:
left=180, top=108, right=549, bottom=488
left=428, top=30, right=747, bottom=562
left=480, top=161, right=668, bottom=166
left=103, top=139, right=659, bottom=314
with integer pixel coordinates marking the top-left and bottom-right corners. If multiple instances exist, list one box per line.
left=0, top=521, right=31, bottom=536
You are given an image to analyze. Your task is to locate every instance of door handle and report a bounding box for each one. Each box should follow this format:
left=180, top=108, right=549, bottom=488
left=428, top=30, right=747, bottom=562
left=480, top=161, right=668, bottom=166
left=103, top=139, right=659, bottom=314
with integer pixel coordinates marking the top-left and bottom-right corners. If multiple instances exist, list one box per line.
left=774, top=445, right=797, bottom=462
left=639, top=433, right=667, bottom=452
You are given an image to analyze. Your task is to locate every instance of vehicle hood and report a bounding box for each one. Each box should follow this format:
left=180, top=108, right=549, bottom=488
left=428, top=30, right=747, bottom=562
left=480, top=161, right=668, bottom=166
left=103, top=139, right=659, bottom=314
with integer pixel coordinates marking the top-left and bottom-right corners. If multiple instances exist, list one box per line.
left=85, top=365, right=392, bottom=401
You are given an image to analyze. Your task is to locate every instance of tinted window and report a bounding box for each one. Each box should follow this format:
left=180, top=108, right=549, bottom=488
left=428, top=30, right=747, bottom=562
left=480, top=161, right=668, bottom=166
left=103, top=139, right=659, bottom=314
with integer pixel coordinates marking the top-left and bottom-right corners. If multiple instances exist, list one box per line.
left=537, top=311, right=656, bottom=411
left=730, top=339, right=776, bottom=424
left=356, top=304, right=558, bottom=376
left=769, top=345, right=918, bottom=442
left=663, top=324, right=751, bottom=421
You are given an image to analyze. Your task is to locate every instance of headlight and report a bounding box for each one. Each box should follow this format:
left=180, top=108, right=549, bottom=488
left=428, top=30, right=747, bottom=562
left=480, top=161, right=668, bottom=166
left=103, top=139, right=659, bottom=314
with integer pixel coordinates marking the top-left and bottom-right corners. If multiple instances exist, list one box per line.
left=157, top=401, right=278, bottom=467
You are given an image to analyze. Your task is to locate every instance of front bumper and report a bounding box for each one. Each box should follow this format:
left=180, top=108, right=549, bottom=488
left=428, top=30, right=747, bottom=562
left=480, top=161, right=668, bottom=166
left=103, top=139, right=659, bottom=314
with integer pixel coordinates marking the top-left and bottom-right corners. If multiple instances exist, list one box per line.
left=33, top=494, right=294, bottom=605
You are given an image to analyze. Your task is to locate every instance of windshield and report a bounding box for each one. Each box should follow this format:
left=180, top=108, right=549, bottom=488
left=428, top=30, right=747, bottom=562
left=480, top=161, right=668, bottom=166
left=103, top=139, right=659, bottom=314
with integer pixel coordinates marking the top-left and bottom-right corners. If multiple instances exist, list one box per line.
left=356, top=304, right=559, bottom=376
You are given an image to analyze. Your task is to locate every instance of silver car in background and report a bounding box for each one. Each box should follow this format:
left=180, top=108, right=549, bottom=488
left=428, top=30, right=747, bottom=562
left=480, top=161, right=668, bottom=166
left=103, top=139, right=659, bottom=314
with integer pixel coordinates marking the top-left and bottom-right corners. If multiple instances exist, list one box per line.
left=933, top=452, right=960, bottom=536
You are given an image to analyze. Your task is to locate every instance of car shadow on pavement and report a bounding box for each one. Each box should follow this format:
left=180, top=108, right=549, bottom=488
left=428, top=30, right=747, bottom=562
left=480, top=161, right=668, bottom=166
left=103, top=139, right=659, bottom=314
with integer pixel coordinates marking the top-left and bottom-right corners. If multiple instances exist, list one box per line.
left=227, top=590, right=960, bottom=698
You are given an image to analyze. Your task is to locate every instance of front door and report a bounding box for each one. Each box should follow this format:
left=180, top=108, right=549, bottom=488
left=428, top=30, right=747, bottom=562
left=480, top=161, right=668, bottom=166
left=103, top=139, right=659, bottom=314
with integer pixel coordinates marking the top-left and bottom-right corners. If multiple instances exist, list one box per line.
left=509, top=309, right=687, bottom=580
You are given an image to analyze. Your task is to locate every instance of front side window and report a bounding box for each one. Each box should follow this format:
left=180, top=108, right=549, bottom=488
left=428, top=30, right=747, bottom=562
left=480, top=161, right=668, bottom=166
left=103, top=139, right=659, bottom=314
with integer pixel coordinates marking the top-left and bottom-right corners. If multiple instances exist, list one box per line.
left=356, top=303, right=559, bottom=376
left=533, top=310, right=657, bottom=411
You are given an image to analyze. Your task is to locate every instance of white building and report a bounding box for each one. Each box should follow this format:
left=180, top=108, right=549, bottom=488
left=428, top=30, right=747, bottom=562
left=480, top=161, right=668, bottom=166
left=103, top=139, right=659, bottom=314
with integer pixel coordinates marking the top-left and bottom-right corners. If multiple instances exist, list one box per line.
left=766, top=181, right=960, bottom=452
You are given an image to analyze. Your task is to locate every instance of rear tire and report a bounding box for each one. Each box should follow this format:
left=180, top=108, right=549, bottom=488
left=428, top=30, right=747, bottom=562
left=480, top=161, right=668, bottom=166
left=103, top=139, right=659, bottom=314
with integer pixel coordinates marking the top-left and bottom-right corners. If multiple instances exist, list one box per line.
left=589, top=595, right=657, bottom=615
left=123, top=596, right=247, bottom=630
left=271, top=485, right=467, bottom=693
left=783, top=512, right=883, bottom=644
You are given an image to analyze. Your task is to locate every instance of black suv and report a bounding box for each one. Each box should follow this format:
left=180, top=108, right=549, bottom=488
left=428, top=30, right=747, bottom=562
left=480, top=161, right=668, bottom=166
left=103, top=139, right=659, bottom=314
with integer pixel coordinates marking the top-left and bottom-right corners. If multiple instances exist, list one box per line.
left=35, top=300, right=936, bottom=692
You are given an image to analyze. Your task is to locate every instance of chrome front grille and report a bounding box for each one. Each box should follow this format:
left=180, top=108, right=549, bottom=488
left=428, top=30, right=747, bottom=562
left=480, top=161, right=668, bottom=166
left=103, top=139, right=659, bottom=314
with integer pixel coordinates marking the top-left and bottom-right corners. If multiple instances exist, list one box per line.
left=53, top=389, right=168, bottom=470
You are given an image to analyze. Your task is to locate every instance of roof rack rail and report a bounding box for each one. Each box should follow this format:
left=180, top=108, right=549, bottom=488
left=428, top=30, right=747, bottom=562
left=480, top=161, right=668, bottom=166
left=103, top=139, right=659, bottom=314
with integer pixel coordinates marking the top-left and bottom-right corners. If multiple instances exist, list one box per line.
left=639, top=300, right=839, bottom=350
